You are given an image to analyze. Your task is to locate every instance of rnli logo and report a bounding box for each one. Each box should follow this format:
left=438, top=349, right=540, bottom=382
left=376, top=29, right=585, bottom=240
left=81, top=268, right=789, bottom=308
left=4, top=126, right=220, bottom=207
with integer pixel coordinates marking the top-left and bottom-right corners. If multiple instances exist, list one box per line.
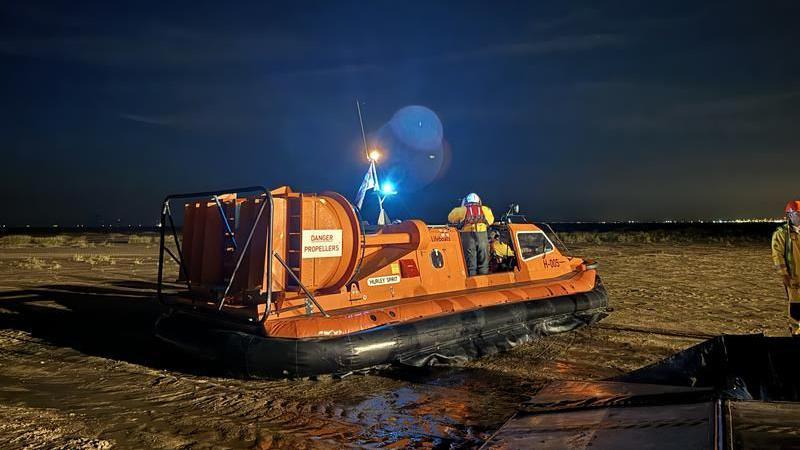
left=431, top=230, right=451, bottom=242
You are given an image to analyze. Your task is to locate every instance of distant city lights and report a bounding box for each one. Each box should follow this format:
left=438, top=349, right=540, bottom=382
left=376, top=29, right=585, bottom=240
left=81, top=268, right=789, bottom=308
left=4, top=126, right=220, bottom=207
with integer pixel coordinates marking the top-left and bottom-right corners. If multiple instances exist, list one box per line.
left=551, top=218, right=784, bottom=225
left=0, top=218, right=785, bottom=229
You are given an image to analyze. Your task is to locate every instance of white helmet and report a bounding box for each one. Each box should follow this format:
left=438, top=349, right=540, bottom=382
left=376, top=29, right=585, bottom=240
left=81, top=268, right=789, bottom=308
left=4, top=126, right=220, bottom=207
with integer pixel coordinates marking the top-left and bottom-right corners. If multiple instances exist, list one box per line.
left=462, top=193, right=481, bottom=205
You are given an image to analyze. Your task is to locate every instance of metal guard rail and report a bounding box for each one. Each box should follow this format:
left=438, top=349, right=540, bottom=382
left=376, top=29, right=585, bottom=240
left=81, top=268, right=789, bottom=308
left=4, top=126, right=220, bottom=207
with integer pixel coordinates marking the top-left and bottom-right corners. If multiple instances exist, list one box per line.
left=156, top=186, right=275, bottom=323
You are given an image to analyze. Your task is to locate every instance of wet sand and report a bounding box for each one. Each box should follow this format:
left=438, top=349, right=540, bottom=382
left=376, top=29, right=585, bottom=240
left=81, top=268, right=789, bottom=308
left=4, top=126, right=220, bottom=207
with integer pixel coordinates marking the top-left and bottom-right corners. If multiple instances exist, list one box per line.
left=0, top=239, right=787, bottom=448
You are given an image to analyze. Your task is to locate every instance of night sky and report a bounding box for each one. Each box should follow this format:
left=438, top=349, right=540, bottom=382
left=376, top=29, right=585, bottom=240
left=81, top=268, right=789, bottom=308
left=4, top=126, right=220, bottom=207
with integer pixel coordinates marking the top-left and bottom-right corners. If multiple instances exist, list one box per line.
left=2, top=1, right=799, bottom=226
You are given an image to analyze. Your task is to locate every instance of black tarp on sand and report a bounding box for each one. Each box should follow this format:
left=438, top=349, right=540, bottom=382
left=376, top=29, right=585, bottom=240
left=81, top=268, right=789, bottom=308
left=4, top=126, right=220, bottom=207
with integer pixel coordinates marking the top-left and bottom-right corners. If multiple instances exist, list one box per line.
left=483, top=334, right=800, bottom=449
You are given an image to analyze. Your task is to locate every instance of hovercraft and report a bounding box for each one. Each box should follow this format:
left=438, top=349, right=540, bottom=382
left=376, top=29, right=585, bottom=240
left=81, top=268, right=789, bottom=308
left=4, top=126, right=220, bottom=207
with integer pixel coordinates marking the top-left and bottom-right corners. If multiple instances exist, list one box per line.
left=154, top=186, right=608, bottom=378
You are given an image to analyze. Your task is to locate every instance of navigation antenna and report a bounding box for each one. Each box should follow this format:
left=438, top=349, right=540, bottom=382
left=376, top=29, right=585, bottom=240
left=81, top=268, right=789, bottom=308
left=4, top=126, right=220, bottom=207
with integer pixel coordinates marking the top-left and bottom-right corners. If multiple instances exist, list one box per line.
left=356, top=100, right=369, bottom=160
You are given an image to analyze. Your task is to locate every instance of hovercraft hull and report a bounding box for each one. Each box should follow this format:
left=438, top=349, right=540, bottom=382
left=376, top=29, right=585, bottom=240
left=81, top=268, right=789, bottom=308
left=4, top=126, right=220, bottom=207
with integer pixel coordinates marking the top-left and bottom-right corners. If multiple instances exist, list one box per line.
left=155, top=282, right=607, bottom=378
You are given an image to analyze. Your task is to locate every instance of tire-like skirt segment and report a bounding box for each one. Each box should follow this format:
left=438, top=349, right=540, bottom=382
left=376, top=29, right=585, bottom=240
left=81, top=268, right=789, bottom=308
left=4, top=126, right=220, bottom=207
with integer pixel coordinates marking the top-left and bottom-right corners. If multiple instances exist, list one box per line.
left=155, top=282, right=608, bottom=378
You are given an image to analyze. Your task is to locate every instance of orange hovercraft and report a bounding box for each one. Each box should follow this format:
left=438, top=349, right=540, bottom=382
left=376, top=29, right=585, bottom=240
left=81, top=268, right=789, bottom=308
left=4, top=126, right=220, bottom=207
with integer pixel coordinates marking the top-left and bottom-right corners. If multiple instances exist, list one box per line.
left=154, top=186, right=608, bottom=378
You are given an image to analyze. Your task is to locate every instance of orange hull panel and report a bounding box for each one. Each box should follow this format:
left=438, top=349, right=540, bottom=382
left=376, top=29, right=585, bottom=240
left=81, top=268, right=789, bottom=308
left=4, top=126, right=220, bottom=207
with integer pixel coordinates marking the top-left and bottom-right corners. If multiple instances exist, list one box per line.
left=264, top=269, right=598, bottom=338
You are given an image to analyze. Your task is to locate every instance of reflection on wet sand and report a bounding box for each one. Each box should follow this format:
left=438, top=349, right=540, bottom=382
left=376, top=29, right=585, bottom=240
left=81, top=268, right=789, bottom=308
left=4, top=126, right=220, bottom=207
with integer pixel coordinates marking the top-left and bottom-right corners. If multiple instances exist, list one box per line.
left=0, top=278, right=532, bottom=448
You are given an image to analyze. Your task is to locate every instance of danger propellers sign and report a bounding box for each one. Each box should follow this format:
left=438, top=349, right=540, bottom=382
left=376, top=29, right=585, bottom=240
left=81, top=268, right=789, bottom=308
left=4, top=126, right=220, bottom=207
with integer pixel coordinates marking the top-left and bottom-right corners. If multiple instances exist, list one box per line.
left=301, top=229, right=343, bottom=259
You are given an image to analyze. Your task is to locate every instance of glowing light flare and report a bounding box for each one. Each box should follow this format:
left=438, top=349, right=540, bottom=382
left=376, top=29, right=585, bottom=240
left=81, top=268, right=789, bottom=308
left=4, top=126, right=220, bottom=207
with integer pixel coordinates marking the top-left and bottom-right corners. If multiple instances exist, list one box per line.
left=368, top=149, right=381, bottom=162
left=381, top=182, right=397, bottom=196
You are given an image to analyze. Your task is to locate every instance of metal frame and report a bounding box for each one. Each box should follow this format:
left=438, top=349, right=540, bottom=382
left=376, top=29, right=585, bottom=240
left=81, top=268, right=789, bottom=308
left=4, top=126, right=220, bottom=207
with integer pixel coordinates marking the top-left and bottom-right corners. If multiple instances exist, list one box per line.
left=273, top=252, right=329, bottom=317
left=156, top=186, right=274, bottom=322
left=537, top=222, right=570, bottom=254
left=212, top=195, right=238, bottom=251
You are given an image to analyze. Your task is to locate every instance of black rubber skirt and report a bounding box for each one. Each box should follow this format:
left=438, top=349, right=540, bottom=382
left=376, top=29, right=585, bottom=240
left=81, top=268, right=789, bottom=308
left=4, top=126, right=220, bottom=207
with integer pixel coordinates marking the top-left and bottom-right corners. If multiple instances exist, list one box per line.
left=156, top=282, right=608, bottom=378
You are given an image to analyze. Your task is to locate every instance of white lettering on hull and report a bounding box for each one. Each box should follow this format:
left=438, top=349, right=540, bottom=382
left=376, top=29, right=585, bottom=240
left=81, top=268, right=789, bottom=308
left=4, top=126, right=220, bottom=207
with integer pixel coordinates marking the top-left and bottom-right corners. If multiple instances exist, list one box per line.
left=302, top=229, right=343, bottom=258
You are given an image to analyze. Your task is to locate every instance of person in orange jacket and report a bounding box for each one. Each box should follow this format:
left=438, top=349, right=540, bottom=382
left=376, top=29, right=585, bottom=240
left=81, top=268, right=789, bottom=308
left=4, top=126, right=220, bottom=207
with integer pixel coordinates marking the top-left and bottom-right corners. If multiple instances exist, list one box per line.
left=448, top=193, right=495, bottom=276
left=771, top=200, right=800, bottom=335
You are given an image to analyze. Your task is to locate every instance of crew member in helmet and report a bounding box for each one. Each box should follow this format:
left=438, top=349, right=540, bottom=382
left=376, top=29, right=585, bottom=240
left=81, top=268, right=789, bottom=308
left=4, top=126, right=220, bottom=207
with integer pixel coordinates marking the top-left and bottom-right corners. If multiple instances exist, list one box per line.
left=448, top=193, right=495, bottom=276
left=771, top=200, right=800, bottom=335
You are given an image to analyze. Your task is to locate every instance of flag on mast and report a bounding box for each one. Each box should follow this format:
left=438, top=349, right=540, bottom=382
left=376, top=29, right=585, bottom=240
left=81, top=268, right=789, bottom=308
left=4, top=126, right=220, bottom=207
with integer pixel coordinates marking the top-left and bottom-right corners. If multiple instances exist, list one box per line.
left=377, top=208, right=390, bottom=225
left=355, top=161, right=377, bottom=209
